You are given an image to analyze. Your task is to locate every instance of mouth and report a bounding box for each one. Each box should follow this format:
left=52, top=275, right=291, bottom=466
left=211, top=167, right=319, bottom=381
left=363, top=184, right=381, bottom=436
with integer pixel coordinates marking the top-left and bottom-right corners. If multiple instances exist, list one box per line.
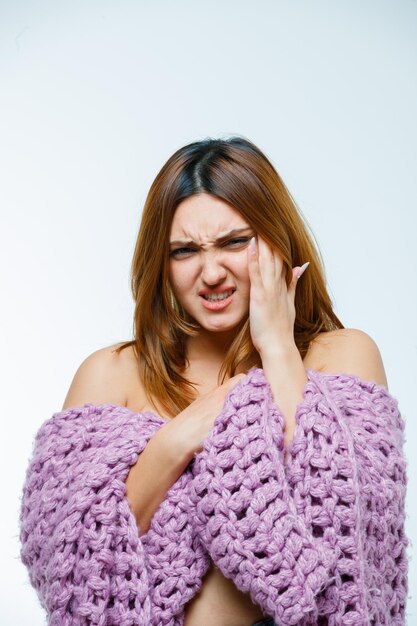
left=200, top=289, right=235, bottom=310
left=201, top=288, right=235, bottom=301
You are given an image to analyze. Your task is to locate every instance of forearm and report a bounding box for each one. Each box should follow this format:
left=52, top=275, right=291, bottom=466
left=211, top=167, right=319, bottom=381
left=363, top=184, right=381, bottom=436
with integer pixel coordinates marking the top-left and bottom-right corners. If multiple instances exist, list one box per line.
left=125, top=422, right=193, bottom=536
left=260, top=343, right=308, bottom=456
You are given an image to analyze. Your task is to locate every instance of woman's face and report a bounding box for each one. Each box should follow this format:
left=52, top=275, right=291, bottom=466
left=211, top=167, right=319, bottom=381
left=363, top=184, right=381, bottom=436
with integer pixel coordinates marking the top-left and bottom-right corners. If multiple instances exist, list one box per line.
left=168, top=193, right=255, bottom=334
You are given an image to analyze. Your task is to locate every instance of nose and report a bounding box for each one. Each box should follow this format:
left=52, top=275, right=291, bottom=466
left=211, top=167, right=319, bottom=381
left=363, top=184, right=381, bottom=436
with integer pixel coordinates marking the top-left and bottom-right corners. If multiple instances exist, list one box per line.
left=200, top=252, right=228, bottom=286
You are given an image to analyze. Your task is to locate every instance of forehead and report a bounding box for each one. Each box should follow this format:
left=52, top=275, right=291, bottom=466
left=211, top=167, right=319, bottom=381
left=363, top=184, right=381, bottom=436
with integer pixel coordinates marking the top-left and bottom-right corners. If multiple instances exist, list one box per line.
left=170, top=194, right=249, bottom=240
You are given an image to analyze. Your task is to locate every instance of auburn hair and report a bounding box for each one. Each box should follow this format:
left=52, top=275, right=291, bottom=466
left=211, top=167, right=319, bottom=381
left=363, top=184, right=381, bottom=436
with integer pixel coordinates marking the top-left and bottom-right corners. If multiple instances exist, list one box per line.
left=115, top=135, right=344, bottom=417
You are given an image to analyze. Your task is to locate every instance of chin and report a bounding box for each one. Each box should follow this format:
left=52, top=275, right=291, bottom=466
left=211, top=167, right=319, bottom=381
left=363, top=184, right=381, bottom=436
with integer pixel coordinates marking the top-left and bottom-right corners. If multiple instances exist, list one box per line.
left=189, top=312, right=247, bottom=334
left=205, top=322, right=241, bottom=333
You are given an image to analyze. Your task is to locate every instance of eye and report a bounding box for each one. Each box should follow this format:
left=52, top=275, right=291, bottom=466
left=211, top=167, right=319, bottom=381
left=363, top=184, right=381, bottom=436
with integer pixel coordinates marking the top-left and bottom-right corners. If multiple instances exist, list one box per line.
left=169, top=237, right=251, bottom=259
left=225, top=237, right=251, bottom=247
left=169, top=247, right=195, bottom=258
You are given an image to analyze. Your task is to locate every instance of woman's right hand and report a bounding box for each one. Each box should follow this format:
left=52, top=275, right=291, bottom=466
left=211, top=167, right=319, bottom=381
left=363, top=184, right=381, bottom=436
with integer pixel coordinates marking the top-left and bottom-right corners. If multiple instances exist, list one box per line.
left=163, top=373, right=247, bottom=460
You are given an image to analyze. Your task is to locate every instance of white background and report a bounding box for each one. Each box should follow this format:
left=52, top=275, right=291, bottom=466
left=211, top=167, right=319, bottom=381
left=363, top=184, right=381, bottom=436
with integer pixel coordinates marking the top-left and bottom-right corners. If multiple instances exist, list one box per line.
left=1, top=0, right=416, bottom=623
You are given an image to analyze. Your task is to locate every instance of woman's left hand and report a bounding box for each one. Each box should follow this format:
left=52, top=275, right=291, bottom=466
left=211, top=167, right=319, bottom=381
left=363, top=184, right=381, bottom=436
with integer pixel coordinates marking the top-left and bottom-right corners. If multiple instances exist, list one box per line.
left=247, top=235, right=308, bottom=356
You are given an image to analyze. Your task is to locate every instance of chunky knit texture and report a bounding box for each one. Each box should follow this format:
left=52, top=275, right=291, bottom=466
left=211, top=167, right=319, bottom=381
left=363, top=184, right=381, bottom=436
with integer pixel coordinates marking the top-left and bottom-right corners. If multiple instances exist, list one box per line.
left=19, top=367, right=409, bottom=625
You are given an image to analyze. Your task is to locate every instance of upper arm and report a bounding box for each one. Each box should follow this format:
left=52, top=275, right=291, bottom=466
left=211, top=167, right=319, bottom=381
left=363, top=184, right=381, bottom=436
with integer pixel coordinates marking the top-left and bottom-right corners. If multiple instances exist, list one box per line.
left=61, top=344, right=130, bottom=410
left=312, top=328, right=389, bottom=391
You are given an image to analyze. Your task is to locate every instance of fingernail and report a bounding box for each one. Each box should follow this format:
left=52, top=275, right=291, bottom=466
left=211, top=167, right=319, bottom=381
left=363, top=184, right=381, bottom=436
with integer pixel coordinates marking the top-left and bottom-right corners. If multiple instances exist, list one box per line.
left=249, top=236, right=256, bottom=255
left=296, top=261, right=310, bottom=278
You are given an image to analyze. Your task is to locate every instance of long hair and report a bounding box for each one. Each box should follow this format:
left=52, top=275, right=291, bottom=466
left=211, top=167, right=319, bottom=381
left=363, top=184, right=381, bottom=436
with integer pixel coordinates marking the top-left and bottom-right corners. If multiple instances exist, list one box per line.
left=115, top=135, right=344, bottom=417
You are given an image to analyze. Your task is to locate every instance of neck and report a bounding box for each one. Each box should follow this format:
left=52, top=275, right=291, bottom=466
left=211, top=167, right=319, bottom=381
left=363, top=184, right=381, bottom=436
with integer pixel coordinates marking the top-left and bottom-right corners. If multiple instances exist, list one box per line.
left=184, top=321, right=258, bottom=377
left=185, top=328, right=237, bottom=364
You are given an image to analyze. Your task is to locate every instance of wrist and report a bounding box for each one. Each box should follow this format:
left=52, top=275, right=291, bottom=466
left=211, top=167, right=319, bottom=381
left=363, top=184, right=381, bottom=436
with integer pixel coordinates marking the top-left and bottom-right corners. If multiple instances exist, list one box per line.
left=158, top=419, right=196, bottom=465
left=259, top=340, right=299, bottom=362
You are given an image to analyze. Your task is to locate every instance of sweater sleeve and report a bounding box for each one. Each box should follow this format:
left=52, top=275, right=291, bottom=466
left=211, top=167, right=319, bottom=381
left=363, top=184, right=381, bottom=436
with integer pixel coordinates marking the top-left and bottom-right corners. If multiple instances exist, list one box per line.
left=188, top=368, right=339, bottom=626
left=189, top=367, right=409, bottom=625
left=18, top=403, right=204, bottom=626
left=292, top=369, right=409, bottom=624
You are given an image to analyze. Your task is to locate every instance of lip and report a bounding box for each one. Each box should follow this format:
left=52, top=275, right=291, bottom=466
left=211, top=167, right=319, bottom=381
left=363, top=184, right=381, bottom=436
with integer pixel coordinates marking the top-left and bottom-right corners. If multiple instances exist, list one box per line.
left=200, top=291, right=234, bottom=311
left=198, top=286, right=236, bottom=296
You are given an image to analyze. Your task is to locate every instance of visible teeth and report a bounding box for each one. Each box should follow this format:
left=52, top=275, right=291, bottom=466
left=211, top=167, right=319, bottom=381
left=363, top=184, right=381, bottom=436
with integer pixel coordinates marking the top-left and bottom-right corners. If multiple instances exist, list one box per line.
left=203, top=290, right=234, bottom=302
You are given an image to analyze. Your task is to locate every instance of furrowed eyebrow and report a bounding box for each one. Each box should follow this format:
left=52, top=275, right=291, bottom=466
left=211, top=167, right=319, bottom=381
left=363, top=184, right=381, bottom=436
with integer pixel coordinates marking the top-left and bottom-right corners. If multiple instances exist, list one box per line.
left=169, top=227, right=253, bottom=247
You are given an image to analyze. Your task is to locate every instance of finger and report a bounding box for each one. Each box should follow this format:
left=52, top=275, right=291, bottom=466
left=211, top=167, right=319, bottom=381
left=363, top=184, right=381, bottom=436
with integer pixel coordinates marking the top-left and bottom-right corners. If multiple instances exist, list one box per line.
left=233, top=373, right=247, bottom=382
left=257, top=235, right=276, bottom=288
left=247, top=236, right=263, bottom=288
left=273, top=251, right=285, bottom=283
left=288, top=267, right=300, bottom=295
left=296, top=261, right=310, bottom=280
left=226, top=373, right=246, bottom=390
left=258, top=235, right=275, bottom=264
left=289, top=262, right=309, bottom=294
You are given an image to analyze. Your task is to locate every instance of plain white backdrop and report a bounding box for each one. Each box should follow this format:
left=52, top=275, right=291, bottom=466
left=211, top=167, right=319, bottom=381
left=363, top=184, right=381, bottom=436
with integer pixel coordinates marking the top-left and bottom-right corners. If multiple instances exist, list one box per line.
left=1, top=0, right=416, bottom=623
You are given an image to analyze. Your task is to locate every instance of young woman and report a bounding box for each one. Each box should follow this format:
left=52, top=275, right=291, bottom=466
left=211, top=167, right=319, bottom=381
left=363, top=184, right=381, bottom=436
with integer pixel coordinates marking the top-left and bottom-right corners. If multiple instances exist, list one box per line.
left=61, top=136, right=389, bottom=626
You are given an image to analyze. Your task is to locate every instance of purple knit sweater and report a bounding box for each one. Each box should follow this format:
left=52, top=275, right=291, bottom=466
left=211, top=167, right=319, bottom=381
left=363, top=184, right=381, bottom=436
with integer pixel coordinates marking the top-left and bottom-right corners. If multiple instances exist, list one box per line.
left=19, top=367, right=409, bottom=625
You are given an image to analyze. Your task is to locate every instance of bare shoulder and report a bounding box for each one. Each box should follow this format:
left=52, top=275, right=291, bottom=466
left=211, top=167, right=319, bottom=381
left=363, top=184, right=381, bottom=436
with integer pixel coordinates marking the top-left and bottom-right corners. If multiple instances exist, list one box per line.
left=61, top=342, right=140, bottom=410
left=308, top=328, right=388, bottom=390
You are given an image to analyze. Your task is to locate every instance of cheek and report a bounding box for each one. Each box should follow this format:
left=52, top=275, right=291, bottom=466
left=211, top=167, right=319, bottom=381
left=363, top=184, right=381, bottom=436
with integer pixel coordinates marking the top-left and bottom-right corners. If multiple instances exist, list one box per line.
left=233, top=253, right=250, bottom=280
left=168, top=262, right=195, bottom=294
left=168, top=265, right=180, bottom=292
